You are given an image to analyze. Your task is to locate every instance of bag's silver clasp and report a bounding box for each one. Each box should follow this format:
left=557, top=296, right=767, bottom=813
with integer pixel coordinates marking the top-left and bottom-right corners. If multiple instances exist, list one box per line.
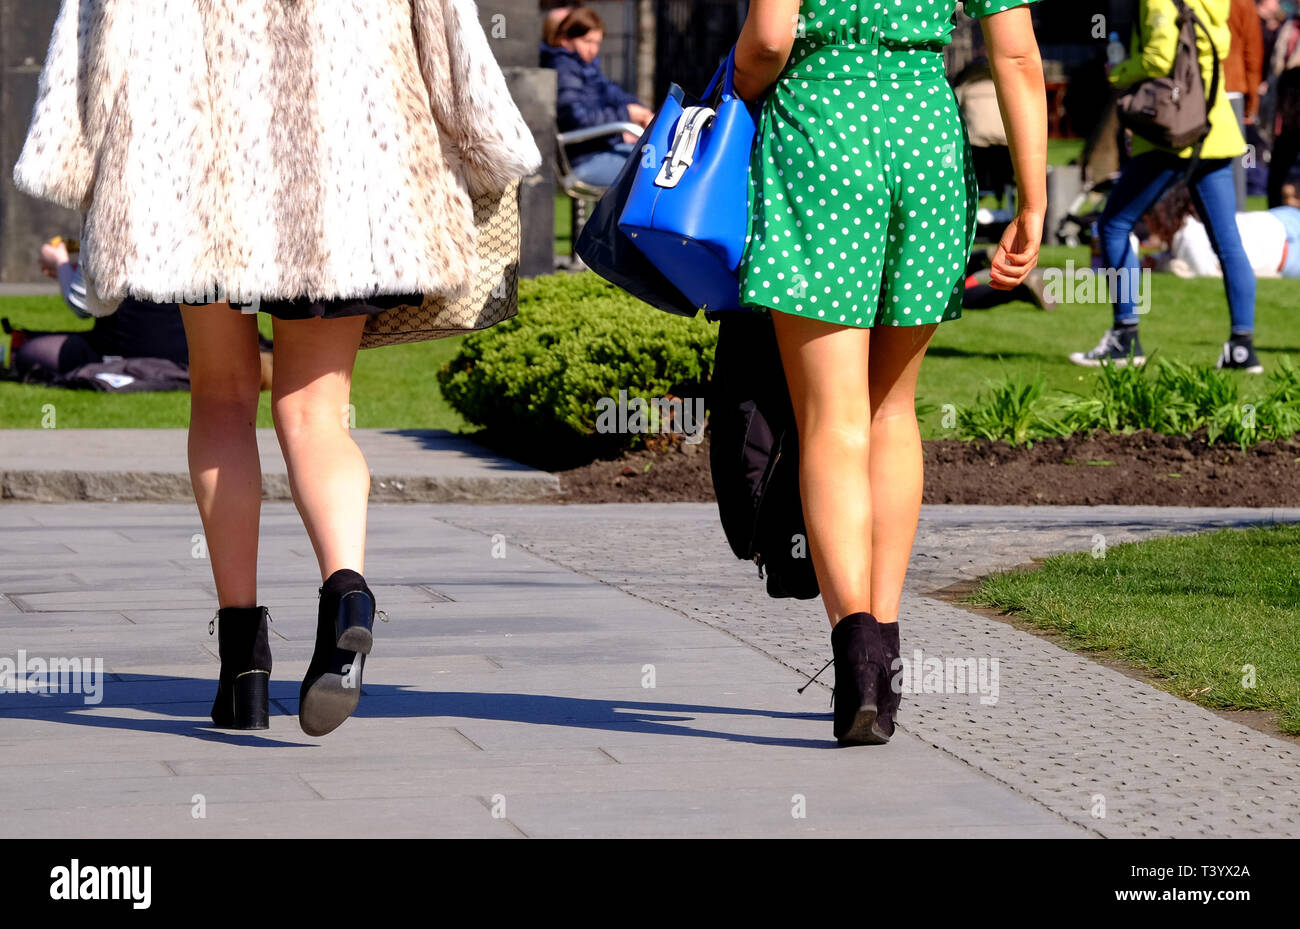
left=655, top=106, right=715, bottom=189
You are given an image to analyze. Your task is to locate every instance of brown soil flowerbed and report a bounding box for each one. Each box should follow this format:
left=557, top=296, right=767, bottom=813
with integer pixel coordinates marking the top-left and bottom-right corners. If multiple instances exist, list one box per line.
left=549, top=430, right=1300, bottom=506
left=555, top=435, right=716, bottom=503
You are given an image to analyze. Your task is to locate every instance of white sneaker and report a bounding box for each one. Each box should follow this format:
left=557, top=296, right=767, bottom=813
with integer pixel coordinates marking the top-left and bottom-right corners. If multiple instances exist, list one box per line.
left=1215, top=337, right=1263, bottom=374
left=1068, top=328, right=1146, bottom=368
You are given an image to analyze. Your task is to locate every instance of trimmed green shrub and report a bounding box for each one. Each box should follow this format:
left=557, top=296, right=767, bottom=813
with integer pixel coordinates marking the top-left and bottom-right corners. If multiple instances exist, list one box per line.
left=437, top=273, right=717, bottom=451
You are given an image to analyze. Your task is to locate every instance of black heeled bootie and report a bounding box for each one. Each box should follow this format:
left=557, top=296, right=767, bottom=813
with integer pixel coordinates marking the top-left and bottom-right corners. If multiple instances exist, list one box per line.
left=299, top=569, right=375, bottom=737
left=210, top=605, right=272, bottom=729
left=876, top=620, right=902, bottom=739
left=831, top=612, right=890, bottom=745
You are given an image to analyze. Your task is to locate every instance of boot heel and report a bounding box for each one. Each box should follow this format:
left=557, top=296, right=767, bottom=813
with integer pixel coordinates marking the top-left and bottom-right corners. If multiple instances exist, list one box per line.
left=210, top=605, right=273, bottom=730
left=233, top=671, right=269, bottom=729
left=831, top=612, right=890, bottom=746
left=336, top=589, right=374, bottom=654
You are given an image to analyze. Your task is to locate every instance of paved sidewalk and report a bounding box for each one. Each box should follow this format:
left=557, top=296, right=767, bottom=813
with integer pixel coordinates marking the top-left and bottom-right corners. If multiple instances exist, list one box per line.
left=0, top=502, right=1085, bottom=838
left=0, top=284, right=60, bottom=297
left=0, top=429, right=559, bottom=503
left=2, top=502, right=1297, bottom=837
left=434, top=504, right=1300, bottom=838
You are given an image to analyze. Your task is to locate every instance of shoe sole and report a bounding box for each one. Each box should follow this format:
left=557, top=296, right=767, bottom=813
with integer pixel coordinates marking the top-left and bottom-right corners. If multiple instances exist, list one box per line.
left=836, top=704, right=891, bottom=746
left=299, top=652, right=365, bottom=737
left=338, top=625, right=373, bottom=654
left=299, top=622, right=374, bottom=737
left=1068, top=354, right=1145, bottom=368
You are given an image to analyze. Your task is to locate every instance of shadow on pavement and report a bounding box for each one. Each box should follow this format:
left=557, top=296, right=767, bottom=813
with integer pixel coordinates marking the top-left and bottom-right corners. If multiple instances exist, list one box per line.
left=0, top=677, right=839, bottom=750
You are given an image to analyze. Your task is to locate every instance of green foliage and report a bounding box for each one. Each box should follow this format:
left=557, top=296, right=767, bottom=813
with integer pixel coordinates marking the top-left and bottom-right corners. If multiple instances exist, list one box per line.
left=436, top=273, right=717, bottom=447
left=957, top=357, right=1300, bottom=449
left=957, top=373, right=1068, bottom=447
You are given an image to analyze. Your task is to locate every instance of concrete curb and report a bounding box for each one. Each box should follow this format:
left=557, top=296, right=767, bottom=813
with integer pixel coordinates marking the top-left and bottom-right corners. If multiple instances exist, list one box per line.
left=0, top=428, right=560, bottom=503
left=0, top=470, right=561, bottom=503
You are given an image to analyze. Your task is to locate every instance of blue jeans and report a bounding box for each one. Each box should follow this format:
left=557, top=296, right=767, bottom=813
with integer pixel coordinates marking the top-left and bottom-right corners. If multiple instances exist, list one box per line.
left=570, top=141, right=636, bottom=187
left=1099, top=153, right=1255, bottom=333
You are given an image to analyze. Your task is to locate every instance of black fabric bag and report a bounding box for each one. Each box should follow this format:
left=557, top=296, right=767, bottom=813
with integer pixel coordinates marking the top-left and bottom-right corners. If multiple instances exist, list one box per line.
left=574, top=107, right=701, bottom=318
left=708, top=312, right=819, bottom=600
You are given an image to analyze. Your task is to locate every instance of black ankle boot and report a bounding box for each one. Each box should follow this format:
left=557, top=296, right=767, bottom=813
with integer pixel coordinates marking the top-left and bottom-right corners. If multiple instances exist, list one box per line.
left=299, top=569, right=376, bottom=737
left=830, top=612, right=890, bottom=745
left=876, top=620, right=902, bottom=739
left=209, top=605, right=272, bottom=729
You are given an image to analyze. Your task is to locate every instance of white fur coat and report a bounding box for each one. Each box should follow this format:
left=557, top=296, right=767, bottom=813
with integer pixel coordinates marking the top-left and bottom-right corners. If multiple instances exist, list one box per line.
left=12, top=0, right=543, bottom=311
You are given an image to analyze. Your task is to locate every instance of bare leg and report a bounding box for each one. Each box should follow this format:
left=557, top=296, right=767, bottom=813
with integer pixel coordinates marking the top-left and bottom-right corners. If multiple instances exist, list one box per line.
left=269, top=315, right=369, bottom=580
left=866, top=324, right=937, bottom=625
left=771, top=311, right=873, bottom=628
left=181, top=304, right=264, bottom=608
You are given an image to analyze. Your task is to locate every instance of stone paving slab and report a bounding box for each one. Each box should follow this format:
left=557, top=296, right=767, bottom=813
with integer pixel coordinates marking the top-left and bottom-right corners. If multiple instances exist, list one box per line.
left=0, top=502, right=1086, bottom=838
left=431, top=503, right=1300, bottom=838
left=0, top=797, right=524, bottom=840
left=6, top=500, right=1296, bottom=837
left=0, top=429, right=559, bottom=502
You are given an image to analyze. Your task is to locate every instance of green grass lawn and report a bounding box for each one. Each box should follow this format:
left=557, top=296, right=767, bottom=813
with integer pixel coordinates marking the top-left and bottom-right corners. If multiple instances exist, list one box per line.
left=556, top=191, right=578, bottom=257
left=0, top=297, right=468, bottom=430
left=917, top=245, right=1299, bottom=438
left=967, top=523, right=1300, bottom=733
left=1047, top=137, right=1084, bottom=166
left=4, top=244, right=1296, bottom=434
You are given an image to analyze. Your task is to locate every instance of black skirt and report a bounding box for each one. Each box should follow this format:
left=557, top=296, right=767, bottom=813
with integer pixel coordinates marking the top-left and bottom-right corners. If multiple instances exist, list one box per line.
left=236, top=292, right=424, bottom=321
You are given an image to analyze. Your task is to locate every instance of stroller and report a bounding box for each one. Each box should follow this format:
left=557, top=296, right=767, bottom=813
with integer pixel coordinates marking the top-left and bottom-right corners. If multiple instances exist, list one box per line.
left=1054, top=173, right=1120, bottom=248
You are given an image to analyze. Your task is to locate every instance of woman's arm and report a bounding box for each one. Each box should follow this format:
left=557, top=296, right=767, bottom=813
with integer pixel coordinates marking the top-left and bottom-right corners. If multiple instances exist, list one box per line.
left=599, top=70, right=641, bottom=111
left=733, top=0, right=802, bottom=103
left=412, top=0, right=542, bottom=196
left=58, top=263, right=93, bottom=319
left=556, top=59, right=630, bottom=128
left=1239, top=0, right=1264, bottom=121
left=13, top=0, right=120, bottom=211
left=982, top=5, right=1047, bottom=289
left=1109, top=0, right=1179, bottom=89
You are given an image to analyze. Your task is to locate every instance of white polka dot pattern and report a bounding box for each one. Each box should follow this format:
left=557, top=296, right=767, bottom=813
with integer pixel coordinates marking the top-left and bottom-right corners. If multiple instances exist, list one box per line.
left=736, top=0, right=1033, bottom=328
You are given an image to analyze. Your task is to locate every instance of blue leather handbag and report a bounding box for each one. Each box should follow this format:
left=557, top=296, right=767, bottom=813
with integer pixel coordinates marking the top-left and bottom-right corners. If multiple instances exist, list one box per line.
left=617, top=45, right=758, bottom=315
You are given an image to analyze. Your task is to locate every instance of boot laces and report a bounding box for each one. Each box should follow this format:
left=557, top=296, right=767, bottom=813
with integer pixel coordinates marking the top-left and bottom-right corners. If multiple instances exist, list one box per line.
left=798, top=657, right=835, bottom=708
left=1086, top=329, right=1123, bottom=359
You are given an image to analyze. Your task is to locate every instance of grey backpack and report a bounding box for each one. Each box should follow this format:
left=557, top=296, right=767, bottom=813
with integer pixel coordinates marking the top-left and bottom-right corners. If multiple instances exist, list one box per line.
left=1115, top=0, right=1221, bottom=154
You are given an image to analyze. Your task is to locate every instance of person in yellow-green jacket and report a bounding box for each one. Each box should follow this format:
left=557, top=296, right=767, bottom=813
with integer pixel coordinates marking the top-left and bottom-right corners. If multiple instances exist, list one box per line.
left=1069, top=0, right=1261, bottom=373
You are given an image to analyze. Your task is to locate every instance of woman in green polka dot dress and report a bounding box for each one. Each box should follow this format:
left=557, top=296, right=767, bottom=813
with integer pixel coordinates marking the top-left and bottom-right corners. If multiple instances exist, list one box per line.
left=732, top=0, right=1046, bottom=745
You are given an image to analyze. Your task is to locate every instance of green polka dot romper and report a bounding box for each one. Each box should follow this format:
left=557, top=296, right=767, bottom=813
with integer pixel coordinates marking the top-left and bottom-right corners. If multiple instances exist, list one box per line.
left=737, top=0, right=1040, bottom=327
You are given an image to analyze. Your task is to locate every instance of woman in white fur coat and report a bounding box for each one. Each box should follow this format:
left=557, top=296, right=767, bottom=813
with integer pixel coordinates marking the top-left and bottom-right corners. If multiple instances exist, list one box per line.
left=13, top=0, right=542, bottom=737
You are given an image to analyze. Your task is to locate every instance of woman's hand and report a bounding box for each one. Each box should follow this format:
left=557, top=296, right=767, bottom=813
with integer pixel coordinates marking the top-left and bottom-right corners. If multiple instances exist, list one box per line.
left=623, top=102, right=654, bottom=142
left=626, top=102, right=654, bottom=127
left=39, top=241, right=70, bottom=279
left=989, top=210, right=1043, bottom=291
